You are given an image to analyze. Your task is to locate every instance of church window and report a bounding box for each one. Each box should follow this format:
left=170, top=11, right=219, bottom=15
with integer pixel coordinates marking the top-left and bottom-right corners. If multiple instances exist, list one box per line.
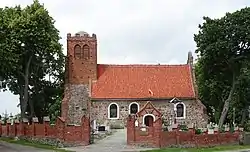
left=83, top=45, right=90, bottom=59
left=174, top=102, right=186, bottom=119
left=108, top=103, right=119, bottom=119
left=74, top=45, right=82, bottom=59
left=129, top=102, right=139, bottom=114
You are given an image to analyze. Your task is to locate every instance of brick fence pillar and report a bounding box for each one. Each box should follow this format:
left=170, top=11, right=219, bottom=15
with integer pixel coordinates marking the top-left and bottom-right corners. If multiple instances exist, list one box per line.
left=43, top=116, right=50, bottom=137
left=127, top=115, right=136, bottom=145
left=81, top=115, right=90, bottom=145
left=6, top=120, right=10, bottom=136
left=32, top=117, right=39, bottom=137
left=56, top=117, right=65, bottom=141
left=153, top=118, right=162, bottom=148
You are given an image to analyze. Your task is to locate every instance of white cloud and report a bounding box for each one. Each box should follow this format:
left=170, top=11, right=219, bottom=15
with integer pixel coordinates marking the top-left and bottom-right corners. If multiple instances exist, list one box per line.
left=0, top=0, right=249, bottom=114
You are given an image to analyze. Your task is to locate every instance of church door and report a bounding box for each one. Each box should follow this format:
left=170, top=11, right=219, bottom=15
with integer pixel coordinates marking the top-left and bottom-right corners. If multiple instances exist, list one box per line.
left=144, top=115, right=154, bottom=127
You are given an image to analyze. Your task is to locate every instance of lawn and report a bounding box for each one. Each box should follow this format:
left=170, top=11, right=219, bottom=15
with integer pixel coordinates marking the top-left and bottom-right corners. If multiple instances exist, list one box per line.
left=142, top=145, right=250, bottom=152
left=0, top=137, right=74, bottom=152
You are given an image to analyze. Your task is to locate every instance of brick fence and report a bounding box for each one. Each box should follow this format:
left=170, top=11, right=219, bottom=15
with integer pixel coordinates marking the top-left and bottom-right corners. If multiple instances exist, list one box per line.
left=0, top=115, right=91, bottom=146
left=127, top=115, right=241, bottom=148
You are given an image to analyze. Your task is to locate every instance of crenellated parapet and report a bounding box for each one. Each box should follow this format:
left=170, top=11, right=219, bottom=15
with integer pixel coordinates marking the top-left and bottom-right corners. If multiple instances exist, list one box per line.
left=67, top=31, right=97, bottom=41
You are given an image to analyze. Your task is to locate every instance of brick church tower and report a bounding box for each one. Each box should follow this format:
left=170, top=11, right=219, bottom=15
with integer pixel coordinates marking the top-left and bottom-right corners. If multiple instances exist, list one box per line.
left=61, top=31, right=97, bottom=124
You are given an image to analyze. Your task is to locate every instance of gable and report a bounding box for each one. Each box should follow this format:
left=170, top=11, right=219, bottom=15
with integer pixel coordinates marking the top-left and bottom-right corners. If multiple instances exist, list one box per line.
left=91, top=64, right=195, bottom=99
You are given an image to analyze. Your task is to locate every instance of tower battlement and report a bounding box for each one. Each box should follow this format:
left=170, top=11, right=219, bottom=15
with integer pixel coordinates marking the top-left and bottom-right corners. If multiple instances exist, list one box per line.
left=67, top=31, right=96, bottom=40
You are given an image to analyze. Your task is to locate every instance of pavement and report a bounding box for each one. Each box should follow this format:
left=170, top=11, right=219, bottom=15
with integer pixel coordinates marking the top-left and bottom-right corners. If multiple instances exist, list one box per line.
left=64, top=129, right=155, bottom=152
left=0, top=141, right=52, bottom=152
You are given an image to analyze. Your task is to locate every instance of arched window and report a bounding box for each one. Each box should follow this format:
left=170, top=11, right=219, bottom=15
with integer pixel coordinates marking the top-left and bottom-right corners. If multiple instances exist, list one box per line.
left=174, top=102, right=186, bottom=119
left=108, top=103, right=119, bottom=119
left=74, top=45, right=82, bottom=59
left=129, top=102, right=139, bottom=114
left=83, top=45, right=90, bottom=59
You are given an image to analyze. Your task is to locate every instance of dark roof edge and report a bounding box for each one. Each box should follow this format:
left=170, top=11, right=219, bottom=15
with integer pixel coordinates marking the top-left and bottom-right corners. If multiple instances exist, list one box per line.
left=91, top=97, right=196, bottom=101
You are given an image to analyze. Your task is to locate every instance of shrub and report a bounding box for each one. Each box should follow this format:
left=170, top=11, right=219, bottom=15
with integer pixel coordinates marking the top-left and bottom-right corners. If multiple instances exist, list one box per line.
left=195, top=128, right=202, bottom=134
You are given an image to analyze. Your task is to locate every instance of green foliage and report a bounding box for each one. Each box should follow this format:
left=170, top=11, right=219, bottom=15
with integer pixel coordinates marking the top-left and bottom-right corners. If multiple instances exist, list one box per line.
left=0, top=0, right=64, bottom=119
left=195, top=129, right=202, bottom=135
left=179, top=124, right=188, bottom=131
left=194, top=7, right=250, bottom=126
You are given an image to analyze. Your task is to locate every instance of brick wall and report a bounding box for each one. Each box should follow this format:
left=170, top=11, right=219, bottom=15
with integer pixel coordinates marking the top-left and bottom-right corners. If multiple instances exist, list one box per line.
left=0, top=115, right=91, bottom=146
left=127, top=115, right=241, bottom=148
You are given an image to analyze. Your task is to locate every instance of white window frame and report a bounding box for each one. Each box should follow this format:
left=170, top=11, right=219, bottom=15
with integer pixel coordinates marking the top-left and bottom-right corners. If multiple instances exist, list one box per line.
left=174, top=102, right=186, bottom=119
left=128, top=102, right=140, bottom=114
left=108, top=102, right=119, bottom=119
left=142, top=114, right=156, bottom=126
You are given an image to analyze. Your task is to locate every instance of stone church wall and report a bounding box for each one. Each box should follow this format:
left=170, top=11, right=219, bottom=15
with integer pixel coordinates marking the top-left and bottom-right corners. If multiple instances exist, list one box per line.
left=90, top=99, right=208, bottom=128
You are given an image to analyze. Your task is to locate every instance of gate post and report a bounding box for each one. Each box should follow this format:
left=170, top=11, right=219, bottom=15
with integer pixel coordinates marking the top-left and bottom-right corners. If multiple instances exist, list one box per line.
left=127, top=115, right=135, bottom=145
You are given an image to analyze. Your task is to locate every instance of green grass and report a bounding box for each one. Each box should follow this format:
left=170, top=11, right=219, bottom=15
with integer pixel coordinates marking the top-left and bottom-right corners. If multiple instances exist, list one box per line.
left=142, top=145, right=250, bottom=152
left=0, top=137, right=74, bottom=152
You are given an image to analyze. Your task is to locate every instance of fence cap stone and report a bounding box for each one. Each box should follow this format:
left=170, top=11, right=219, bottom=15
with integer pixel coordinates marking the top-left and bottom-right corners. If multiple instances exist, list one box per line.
left=6, top=119, right=11, bottom=124
left=14, top=119, right=20, bottom=123
left=43, top=116, right=50, bottom=122
left=22, top=118, right=29, bottom=123
left=172, top=123, right=178, bottom=129
left=32, top=117, right=39, bottom=122
left=187, top=123, right=194, bottom=129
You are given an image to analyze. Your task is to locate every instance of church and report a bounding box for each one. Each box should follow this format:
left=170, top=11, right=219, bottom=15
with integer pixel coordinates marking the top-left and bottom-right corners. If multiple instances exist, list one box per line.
left=61, top=31, right=208, bottom=129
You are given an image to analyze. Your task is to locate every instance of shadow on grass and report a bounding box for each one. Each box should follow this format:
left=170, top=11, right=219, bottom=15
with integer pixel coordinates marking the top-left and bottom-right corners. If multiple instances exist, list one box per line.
left=0, top=137, right=75, bottom=152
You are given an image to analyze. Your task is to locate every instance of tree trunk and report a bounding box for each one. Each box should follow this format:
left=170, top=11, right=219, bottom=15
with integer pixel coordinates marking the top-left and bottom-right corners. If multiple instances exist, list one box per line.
left=21, top=56, right=32, bottom=118
left=19, top=86, right=25, bottom=118
left=28, top=99, right=35, bottom=118
left=241, top=107, right=247, bottom=126
left=218, top=73, right=237, bottom=128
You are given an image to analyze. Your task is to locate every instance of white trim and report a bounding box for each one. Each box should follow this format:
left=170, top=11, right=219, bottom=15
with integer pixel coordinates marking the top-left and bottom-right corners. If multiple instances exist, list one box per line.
left=142, top=114, right=156, bottom=125
left=174, top=102, right=186, bottom=119
left=169, top=97, right=181, bottom=103
left=129, top=102, right=140, bottom=114
left=108, top=102, right=119, bottom=119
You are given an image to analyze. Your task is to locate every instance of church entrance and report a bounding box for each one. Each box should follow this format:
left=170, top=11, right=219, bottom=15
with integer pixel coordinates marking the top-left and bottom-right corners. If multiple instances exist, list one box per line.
left=144, top=115, right=154, bottom=127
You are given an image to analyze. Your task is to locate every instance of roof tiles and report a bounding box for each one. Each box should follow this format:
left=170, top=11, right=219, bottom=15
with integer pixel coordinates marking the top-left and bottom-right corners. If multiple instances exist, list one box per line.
left=91, top=64, right=195, bottom=99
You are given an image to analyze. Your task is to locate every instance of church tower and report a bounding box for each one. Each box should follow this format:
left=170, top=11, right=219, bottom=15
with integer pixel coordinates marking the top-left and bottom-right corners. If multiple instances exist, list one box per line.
left=62, top=31, right=97, bottom=124
left=66, top=31, right=97, bottom=84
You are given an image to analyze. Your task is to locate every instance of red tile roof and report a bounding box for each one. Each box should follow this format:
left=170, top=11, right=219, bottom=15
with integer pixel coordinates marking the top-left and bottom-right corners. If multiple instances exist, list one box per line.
left=91, top=64, right=195, bottom=99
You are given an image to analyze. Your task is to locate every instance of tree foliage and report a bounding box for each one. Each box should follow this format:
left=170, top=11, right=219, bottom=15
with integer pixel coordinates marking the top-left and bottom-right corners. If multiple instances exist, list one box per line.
left=194, top=7, right=250, bottom=127
left=0, top=0, right=64, bottom=119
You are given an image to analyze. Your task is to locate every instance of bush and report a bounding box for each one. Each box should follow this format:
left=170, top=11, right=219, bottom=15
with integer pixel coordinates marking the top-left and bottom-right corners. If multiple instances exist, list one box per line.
left=195, top=128, right=202, bottom=134
left=179, top=124, right=188, bottom=131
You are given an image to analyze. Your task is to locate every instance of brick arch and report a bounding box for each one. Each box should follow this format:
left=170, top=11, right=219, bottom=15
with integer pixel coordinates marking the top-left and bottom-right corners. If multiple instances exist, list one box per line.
left=136, top=101, right=162, bottom=127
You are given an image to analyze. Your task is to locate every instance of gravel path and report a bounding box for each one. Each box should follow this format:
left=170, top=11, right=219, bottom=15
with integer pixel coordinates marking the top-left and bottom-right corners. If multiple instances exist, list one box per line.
left=64, top=129, right=155, bottom=152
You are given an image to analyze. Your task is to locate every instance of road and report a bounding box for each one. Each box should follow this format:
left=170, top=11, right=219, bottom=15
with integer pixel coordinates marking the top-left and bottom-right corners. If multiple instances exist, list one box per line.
left=0, top=141, right=52, bottom=152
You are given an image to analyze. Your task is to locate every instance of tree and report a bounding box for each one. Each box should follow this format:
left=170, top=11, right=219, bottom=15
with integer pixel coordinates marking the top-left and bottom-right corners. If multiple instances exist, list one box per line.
left=0, top=0, right=64, bottom=118
left=194, top=7, right=250, bottom=128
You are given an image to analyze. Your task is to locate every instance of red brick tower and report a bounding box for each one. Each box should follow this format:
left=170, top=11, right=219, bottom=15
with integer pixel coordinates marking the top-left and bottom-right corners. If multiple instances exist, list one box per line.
left=66, top=31, right=97, bottom=84
left=62, top=31, right=97, bottom=124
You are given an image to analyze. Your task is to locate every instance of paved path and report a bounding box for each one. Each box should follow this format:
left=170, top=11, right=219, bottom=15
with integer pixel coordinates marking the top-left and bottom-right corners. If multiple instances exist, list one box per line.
left=0, top=141, right=51, bottom=152
left=64, top=129, right=155, bottom=152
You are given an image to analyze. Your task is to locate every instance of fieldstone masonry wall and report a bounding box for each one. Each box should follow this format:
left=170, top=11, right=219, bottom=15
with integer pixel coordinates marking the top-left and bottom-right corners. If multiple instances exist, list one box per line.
left=91, top=100, right=208, bottom=128
left=62, top=84, right=90, bottom=124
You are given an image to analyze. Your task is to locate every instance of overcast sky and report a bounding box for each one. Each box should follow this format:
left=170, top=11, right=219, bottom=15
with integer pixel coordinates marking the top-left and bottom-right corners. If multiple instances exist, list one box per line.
left=0, top=0, right=249, bottom=115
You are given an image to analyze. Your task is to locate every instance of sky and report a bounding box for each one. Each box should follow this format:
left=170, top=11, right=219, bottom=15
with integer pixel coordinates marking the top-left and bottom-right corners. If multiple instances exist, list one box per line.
left=0, top=0, right=249, bottom=115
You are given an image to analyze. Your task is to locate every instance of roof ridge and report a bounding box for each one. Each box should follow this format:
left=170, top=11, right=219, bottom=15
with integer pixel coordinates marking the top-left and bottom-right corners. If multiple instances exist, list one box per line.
left=98, top=64, right=188, bottom=67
